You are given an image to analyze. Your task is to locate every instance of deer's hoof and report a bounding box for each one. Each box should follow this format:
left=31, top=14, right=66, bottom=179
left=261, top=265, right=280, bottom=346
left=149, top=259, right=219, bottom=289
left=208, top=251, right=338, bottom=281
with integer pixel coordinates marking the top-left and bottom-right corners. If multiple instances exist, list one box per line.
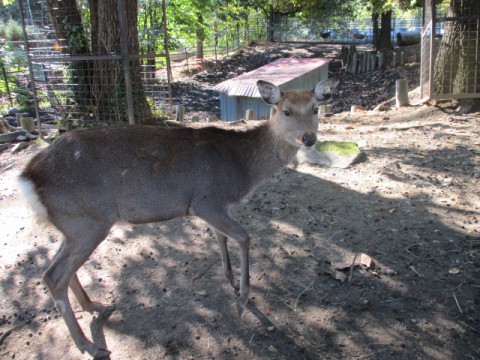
left=93, top=347, right=111, bottom=359
left=237, top=294, right=248, bottom=318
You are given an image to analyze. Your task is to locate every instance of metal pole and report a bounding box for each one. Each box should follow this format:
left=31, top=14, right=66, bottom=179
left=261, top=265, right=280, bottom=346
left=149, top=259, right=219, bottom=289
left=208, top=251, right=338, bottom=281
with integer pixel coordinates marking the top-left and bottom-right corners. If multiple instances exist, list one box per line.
left=428, top=0, right=436, bottom=98
left=116, top=0, right=135, bottom=125
left=17, top=0, right=43, bottom=136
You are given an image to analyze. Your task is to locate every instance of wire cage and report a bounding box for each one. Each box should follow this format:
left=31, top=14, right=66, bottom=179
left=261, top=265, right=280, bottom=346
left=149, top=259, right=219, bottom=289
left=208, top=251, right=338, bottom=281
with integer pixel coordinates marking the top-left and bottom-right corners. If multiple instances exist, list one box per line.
left=421, top=0, right=480, bottom=100
left=17, top=0, right=172, bottom=126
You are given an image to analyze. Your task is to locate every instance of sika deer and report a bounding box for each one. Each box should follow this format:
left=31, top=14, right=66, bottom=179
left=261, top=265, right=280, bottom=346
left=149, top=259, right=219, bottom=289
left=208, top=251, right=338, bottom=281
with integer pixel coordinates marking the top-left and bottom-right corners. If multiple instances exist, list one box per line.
left=19, top=79, right=333, bottom=357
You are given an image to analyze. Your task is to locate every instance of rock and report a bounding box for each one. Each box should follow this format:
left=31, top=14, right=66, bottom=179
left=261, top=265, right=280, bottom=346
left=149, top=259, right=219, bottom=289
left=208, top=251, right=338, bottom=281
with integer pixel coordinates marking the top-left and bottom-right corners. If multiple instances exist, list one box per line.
left=296, top=141, right=367, bottom=168
left=8, top=107, right=19, bottom=116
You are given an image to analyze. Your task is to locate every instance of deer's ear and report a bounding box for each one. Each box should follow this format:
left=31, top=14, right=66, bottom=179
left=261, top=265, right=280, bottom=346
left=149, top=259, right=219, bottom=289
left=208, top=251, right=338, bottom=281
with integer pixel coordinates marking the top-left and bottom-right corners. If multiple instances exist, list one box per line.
left=313, top=78, right=339, bottom=100
left=257, top=80, right=282, bottom=105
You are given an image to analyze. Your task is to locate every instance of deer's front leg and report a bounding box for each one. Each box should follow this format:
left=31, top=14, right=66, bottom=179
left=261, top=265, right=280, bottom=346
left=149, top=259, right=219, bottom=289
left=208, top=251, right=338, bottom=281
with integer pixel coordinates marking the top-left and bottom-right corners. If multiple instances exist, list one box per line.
left=214, top=229, right=239, bottom=291
left=200, top=210, right=250, bottom=316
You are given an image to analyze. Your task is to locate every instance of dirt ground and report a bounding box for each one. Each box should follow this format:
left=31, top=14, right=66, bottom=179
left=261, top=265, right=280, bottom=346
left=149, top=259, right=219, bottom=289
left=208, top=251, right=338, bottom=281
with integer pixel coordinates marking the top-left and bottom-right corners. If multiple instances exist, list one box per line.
left=1, top=45, right=480, bottom=360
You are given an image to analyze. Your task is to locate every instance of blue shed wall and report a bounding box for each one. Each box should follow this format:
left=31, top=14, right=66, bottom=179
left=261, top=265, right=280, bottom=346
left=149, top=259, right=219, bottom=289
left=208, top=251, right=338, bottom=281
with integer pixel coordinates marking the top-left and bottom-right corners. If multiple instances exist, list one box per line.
left=219, top=65, right=329, bottom=122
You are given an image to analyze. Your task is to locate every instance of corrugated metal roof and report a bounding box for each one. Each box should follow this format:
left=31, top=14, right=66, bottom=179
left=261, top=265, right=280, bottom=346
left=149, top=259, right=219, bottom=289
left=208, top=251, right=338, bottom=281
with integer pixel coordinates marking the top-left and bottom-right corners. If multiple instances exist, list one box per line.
left=214, top=58, right=331, bottom=97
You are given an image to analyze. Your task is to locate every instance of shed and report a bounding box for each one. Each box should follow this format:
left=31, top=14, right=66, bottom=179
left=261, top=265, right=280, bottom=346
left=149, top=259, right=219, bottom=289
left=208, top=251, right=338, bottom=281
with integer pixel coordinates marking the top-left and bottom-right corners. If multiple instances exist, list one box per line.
left=214, top=58, right=331, bottom=121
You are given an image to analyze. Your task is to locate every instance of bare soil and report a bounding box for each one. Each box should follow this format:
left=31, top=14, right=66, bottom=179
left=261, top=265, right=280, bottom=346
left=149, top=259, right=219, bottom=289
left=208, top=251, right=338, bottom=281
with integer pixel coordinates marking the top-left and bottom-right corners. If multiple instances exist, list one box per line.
left=1, top=44, right=479, bottom=360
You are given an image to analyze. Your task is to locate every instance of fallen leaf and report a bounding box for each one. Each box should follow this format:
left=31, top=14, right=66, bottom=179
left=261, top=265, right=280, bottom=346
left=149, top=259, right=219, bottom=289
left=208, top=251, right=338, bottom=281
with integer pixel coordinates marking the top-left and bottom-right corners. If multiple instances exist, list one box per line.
left=268, top=345, right=278, bottom=353
left=448, top=267, right=460, bottom=274
left=267, top=326, right=275, bottom=331
left=334, top=271, right=347, bottom=283
left=355, top=253, right=373, bottom=268
left=195, top=290, right=208, bottom=296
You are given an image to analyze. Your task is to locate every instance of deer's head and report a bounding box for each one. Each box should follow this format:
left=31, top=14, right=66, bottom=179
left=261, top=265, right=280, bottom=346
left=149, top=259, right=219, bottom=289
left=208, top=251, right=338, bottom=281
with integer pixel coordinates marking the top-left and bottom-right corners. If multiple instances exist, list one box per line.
left=257, top=79, right=335, bottom=149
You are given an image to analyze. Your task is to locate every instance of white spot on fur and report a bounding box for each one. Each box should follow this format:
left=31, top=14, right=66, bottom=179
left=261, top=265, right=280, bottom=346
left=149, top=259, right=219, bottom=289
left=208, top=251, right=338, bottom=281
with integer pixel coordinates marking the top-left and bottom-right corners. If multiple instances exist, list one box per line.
left=74, top=150, right=81, bottom=160
left=18, top=176, right=49, bottom=222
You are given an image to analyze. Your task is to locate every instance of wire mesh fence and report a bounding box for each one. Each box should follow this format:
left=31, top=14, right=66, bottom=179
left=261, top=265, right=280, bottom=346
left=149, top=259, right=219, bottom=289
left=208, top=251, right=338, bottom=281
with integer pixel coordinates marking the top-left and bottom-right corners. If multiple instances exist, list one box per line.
left=6, top=0, right=428, bottom=127
left=421, top=0, right=480, bottom=100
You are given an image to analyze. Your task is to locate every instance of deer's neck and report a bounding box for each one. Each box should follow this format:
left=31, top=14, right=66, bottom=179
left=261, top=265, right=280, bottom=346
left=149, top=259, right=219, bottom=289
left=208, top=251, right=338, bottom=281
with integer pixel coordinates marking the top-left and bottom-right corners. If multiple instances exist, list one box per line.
left=239, top=121, right=299, bottom=187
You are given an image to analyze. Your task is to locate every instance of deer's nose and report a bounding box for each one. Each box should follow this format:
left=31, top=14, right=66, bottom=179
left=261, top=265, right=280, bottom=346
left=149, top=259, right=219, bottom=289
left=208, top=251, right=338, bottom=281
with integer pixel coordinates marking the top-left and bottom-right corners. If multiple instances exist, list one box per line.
left=302, top=133, right=317, bottom=147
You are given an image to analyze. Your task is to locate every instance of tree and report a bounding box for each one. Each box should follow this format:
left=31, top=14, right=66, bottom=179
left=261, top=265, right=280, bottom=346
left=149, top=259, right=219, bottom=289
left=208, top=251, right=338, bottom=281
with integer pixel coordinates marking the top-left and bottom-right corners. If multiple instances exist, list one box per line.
left=45, top=0, right=151, bottom=123
left=367, top=0, right=393, bottom=50
left=433, top=0, right=480, bottom=96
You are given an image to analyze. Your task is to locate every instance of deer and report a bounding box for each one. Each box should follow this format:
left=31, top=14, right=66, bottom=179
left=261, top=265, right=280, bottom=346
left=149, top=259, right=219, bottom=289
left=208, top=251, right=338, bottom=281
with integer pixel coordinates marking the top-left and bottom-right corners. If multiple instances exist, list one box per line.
left=19, top=79, right=334, bottom=358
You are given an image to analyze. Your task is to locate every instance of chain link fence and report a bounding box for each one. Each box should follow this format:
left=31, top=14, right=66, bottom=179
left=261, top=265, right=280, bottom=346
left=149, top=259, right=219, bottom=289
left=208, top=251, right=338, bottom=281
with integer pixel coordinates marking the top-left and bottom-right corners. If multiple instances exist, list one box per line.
left=421, top=0, right=480, bottom=100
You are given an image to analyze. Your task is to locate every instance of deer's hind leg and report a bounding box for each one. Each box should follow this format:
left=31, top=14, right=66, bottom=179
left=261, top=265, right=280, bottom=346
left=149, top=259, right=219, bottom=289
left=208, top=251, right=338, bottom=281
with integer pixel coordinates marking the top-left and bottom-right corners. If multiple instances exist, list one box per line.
left=43, top=217, right=112, bottom=358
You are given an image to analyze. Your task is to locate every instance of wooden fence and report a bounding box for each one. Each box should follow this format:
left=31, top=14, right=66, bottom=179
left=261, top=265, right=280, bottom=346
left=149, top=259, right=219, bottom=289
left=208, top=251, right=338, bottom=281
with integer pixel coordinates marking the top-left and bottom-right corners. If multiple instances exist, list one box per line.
left=341, top=45, right=420, bottom=74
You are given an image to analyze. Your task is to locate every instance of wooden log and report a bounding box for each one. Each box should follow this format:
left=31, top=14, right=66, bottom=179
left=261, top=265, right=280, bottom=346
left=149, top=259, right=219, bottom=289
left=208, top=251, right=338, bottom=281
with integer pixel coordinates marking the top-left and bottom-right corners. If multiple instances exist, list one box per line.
left=395, top=79, right=409, bottom=108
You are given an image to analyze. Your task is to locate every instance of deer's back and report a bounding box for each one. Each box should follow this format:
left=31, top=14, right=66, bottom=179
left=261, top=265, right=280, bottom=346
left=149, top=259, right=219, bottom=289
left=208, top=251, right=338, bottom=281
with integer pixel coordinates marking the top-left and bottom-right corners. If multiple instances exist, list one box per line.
left=22, top=125, right=256, bottom=224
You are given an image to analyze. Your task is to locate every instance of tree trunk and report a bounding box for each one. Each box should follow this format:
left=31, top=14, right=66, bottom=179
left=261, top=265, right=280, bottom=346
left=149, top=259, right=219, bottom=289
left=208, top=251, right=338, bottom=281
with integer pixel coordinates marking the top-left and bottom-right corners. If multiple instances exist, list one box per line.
left=196, top=13, right=205, bottom=59
left=433, top=0, right=480, bottom=95
left=267, top=6, right=283, bottom=42
left=377, top=10, right=393, bottom=50
left=46, top=0, right=92, bottom=110
left=89, top=0, right=151, bottom=123
left=372, top=12, right=379, bottom=50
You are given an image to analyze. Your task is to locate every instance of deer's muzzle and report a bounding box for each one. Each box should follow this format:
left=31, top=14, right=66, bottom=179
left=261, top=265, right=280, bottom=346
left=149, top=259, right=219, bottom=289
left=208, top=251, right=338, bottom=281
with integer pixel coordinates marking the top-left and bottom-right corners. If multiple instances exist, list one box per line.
left=302, top=133, right=317, bottom=148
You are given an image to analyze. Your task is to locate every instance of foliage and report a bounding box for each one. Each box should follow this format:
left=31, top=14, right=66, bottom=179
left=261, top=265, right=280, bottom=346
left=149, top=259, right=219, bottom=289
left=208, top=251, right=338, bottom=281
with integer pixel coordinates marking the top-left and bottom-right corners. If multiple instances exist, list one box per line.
left=1, top=19, right=23, bottom=41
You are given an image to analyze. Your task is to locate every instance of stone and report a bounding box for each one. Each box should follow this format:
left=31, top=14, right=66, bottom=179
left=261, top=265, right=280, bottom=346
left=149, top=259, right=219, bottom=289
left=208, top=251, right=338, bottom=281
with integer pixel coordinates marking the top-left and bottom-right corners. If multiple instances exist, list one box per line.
left=296, top=141, right=367, bottom=168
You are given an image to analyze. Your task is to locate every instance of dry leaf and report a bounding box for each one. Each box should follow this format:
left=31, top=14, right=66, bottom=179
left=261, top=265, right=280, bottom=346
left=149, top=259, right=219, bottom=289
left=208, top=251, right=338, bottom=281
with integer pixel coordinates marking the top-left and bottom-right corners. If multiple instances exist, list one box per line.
left=334, top=271, right=347, bottom=283
left=448, top=267, right=460, bottom=274
left=268, top=345, right=278, bottom=353
left=357, top=253, right=373, bottom=268
left=196, top=290, right=208, bottom=296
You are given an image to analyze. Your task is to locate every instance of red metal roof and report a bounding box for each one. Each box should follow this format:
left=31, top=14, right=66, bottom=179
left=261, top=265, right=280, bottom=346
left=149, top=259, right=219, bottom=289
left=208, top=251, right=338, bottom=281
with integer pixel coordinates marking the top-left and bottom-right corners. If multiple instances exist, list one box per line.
left=214, top=57, right=331, bottom=97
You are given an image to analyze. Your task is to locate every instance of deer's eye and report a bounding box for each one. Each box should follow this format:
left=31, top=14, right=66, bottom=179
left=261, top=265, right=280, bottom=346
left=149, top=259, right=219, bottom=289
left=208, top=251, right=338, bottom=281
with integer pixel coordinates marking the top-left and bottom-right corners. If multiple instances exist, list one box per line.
left=313, top=107, right=319, bottom=115
left=283, top=110, right=291, bottom=117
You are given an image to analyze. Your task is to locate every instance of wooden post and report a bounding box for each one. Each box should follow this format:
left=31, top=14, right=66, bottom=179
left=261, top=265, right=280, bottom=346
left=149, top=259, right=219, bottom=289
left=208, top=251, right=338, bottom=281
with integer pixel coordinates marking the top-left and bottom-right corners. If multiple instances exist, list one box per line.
left=395, top=79, right=409, bottom=108
left=400, top=51, right=405, bottom=66
left=392, top=52, right=397, bottom=67
left=246, top=109, right=255, bottom=120
left=20, top=117, right=35, bottom=132
left=176, top=105, right=185, bottom=123
left=378, top=52, right=384, bottom=70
